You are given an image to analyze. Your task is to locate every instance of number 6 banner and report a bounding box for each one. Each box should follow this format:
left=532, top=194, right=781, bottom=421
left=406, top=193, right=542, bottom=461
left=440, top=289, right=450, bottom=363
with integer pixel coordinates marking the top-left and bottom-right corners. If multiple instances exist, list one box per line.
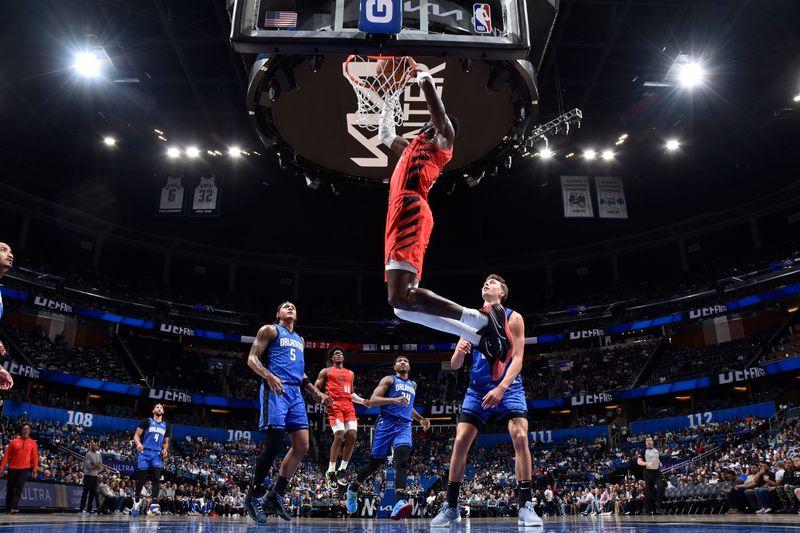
left=157, top=176, right=185, bottom=215
left=359, top=0, right=402, bottom=34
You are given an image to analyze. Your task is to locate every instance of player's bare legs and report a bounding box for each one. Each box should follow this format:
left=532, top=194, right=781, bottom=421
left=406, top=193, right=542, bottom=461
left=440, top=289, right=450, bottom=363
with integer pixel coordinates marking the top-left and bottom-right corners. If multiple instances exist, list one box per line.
left=386, top=269, right=467, bottom=319
left=278, top=430, right=309, bottom=479
left=342, top=429, right=357, bottom=467
left=329, top=431, right=345, bottom=469
left=264, top=429, right=309, bottom=521
left=447, top=423, right=479, bottom=483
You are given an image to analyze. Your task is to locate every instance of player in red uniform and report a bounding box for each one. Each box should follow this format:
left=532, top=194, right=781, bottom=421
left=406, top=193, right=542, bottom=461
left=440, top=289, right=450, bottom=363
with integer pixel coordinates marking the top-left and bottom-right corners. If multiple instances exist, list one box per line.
left=315, top=347, right=370, bottom=486
left=381, top=64, right=513, bottom=380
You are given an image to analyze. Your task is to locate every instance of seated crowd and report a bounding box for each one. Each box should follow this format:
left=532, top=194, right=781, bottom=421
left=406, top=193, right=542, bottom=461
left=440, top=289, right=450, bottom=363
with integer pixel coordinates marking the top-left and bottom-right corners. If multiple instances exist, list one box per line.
left=2, top=407, right=798, bottom=517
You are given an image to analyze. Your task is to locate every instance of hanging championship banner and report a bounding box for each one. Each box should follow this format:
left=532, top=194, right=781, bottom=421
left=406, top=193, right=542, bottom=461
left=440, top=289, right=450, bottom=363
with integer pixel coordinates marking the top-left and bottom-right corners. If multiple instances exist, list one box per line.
left=158, top=176, right=186, bottom=215
left=595, top=176, right=628, bottom=219
left=191, top=176, right=220, bottom=216
left=560, top=176, right=594, bottom=218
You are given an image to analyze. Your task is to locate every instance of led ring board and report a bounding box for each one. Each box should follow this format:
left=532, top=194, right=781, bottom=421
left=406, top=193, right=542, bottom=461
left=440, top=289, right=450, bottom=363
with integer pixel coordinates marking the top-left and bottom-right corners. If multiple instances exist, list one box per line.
left=230, top=0, right=559, bottom=184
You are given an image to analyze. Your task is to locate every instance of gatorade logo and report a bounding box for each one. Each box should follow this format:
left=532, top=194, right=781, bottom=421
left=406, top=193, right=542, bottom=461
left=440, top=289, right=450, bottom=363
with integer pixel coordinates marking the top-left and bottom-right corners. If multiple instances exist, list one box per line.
left=366, top=0, right=393, bottom=23
left=360, top=0, right=402, bottom=34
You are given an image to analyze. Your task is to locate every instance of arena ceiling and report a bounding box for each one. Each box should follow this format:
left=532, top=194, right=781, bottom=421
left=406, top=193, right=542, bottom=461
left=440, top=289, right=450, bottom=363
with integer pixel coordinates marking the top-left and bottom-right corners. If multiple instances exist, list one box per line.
left=1, top=0, right=799, bottom=265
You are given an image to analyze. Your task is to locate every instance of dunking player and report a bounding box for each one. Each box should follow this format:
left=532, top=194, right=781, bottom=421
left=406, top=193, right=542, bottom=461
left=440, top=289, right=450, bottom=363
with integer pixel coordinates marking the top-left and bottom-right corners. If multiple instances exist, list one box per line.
left=345, top=355, right=430, bottom=520
left=244, top=301, right=332, bottom=523
left=381, top=64, right=512, bottom=380
left=431, top=275, right=541, bottom=527
left=314, top=347, right=370, bottom=487
left=132, top=403, right=171, bottom=516
left=0, top=242, right=15, bottom=390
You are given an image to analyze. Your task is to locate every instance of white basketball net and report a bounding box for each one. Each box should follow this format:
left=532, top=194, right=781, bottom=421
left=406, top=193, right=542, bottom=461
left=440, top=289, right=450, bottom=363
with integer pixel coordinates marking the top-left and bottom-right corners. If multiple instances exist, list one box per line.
left=343, top=55, right=416, bottom=131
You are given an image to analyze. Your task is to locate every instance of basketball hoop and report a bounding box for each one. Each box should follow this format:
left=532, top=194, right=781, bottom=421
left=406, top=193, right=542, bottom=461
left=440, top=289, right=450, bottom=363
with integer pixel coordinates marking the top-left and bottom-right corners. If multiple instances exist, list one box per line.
left=343, top=55, right=417, bottom=131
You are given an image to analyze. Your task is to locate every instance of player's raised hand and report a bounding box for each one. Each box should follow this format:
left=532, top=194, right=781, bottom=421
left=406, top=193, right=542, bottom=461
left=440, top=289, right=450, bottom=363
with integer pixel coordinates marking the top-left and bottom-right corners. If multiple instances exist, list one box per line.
left=420, top=418, right=431, bottom=431
left=265, top=372, right=284, bottom=396
left=0, top=367, right=13, bottom=390
left=395, top=396, right=410, bottom=406
left=0, top=340, right=6, bottom=357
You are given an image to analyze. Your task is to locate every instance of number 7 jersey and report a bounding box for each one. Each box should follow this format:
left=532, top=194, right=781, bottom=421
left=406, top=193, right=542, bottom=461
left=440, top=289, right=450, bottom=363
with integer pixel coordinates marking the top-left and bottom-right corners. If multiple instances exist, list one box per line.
left=264, top=324, right=305, bottom=386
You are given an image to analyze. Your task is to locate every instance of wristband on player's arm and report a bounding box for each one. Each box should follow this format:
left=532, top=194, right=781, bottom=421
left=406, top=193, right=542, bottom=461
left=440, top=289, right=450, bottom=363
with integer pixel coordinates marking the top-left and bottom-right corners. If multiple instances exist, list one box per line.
left=416, top=71, right=434, bottom=87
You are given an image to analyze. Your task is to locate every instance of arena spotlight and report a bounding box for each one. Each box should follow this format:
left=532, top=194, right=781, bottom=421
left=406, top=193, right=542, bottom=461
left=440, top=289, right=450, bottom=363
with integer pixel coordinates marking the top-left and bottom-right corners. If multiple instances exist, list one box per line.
left=73, top=51, right=102, bottom=78
left=601, top=149, right=615, bottom=161
left=665, top=139, right=681, bottom=151
left=539, top=147, right=554, bottom=159
left=794, top=93, right=800, bottom=103
left=228, top=146, right=242, bottom=158
left=166, top=147, right=181, bottom=158
left=102, top=136, right=116, bottom=147
left=678, top=61, right=705, bottom=88
left=186, top=146, right=200, bottom=158
left=584, top=149, right=597, bottom=160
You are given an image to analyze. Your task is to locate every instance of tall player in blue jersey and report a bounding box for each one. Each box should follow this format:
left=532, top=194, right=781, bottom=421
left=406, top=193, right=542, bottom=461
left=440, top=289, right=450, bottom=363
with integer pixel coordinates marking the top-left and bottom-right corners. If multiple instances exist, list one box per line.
left=431, top=275, right=542, bottom=527
left=0, top=242, right=15, bottom=390
left=345, top=355, right=431, bottom=520
left=132, top=403, right=171, bottom=516
left=244, top=301, right=332, bottom=523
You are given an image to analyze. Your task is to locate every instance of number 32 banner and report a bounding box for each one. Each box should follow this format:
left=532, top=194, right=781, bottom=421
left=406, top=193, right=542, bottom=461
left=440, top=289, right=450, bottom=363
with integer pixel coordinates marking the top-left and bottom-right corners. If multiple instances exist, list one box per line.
left=191, top=176, right=221, bottom=217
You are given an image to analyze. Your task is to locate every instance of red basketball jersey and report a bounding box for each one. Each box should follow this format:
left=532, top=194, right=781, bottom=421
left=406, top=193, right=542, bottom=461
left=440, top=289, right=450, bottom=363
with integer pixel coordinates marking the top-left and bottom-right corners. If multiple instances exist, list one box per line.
left=326, top=366, right=354, bottom=402
left=388, top=134, right=453, bottom=202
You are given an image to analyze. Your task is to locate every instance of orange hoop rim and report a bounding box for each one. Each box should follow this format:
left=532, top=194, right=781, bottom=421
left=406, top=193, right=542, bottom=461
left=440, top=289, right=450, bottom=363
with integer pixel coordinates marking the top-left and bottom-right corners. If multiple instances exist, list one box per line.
left=344, top=55, right=417, bottom=91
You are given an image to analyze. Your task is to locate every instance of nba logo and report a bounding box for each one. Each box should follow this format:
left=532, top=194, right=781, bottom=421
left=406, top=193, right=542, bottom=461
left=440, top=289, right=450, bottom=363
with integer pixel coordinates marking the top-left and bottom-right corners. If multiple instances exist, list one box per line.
left=473, top=3, right=492, bottom=34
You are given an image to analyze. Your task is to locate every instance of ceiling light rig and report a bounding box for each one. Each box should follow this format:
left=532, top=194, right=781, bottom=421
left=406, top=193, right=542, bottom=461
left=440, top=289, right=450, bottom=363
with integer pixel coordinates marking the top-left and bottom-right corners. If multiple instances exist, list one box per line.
left=73, top=51, right=102, bottom=78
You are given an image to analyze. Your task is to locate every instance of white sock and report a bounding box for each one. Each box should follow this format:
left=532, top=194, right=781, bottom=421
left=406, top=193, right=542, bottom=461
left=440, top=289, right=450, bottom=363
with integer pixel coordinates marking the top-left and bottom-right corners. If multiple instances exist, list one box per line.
left=328, top=462, right=336, bottom=472
left=339, top=461, right=348, bottom=470
left=394, top=309, right=481, bottom=345
left=460, top=308, right=489, bottom=331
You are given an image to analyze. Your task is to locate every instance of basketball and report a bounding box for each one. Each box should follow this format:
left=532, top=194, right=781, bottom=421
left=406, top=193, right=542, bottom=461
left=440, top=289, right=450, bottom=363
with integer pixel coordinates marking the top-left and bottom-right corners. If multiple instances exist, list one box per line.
left=375, top=56, right=410, bottom=88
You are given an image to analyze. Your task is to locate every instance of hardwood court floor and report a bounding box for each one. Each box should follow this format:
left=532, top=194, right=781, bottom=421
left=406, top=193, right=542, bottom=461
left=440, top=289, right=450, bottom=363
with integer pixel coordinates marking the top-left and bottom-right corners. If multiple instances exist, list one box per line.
left=1, top=514, right=799, bottom=532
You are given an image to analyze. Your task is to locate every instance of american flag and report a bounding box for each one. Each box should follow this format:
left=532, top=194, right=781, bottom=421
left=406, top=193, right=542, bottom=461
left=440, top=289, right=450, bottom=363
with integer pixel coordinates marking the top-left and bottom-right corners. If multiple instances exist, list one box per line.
left=264, top=11, right=297, bottom=29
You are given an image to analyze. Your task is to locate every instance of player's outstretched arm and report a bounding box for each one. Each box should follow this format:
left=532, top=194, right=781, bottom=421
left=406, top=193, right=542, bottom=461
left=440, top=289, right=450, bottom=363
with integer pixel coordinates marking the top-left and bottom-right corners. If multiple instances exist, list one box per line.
left=379, top=103, right=409, bottom=156
left=369, top=375, right=405, bottom=407
left=416, top=65, right=454, bottom=147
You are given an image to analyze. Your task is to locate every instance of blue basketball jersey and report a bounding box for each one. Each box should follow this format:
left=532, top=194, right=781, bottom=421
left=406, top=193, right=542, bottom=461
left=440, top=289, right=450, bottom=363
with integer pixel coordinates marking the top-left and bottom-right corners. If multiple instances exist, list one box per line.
left=140, top=418, right=168, bottom=453
left=264, top=324, right=305, bottom=385
left=381, top=375, right=416, bottom=421
left=470, top=308, right=521, bottom=388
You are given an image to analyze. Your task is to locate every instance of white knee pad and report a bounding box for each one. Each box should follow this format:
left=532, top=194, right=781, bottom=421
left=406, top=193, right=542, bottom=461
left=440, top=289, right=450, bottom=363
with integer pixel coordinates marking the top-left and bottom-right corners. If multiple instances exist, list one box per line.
left=345, top=420, right=358, bottom=432
left=331, top=419, right=345, bottom=433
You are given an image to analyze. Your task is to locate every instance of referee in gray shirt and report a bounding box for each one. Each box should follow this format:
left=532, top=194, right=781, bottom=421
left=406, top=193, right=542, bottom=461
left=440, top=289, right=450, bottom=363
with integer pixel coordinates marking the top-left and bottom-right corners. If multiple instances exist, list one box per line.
left=637, top=436, right=664, bottom=515
left=79, top=441, right=104, bottom=514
